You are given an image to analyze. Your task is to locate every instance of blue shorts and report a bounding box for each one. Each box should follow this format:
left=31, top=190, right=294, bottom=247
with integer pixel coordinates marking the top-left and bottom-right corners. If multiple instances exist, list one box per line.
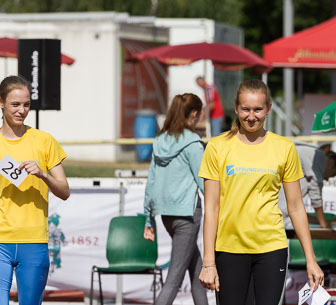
left=0, top=243, right=50, bottom=305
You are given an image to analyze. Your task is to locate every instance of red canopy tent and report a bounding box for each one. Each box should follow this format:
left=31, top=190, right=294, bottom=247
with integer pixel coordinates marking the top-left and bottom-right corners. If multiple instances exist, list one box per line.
left=0, top=37, right=75, bottom=65
left=263, top=17, right=336, bottom=69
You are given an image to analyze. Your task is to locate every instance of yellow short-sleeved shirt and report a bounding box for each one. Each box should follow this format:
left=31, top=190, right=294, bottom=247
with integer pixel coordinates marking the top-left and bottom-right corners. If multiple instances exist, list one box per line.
left=0, top=126, right=67, bottom=243
left=199, top=131, right=303, bottom=253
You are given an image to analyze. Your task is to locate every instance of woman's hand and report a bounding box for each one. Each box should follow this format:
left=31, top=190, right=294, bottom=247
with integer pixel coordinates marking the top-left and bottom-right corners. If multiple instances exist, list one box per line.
left=18, top=160, right=45, bottom=178
left=144, top=226, right=155, bottom=242
left=18, top=162, right=70, bottom=200
left=199, top=265, right=220, bottom=291
left=307, top=260, right=324, bottom=291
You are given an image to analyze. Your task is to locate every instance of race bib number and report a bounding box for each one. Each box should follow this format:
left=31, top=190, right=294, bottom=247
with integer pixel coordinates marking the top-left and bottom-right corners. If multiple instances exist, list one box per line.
left=298, top=282, right=330, bottom=305
left=0, top=155, right=28, bottom=187
left=298, top=283, right=313, bottom=305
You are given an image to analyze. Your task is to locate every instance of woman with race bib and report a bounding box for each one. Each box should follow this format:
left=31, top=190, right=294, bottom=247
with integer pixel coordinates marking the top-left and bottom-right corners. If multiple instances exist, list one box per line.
left=0, top=75, right=70, bottom=305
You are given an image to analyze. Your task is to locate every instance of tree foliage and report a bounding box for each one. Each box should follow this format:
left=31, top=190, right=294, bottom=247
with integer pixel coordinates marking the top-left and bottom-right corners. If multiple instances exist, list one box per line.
left=0, top=0, right=152, bottom=14
left=2, top=0, right=334, bottom=54
left=155, top=0, right=243, bottom=26
left=2, top=0, right=336, bottom=95
left=240, top=0, right=336, bottom=96
left=0, top=0, right=243, bottom=24
left=241, top=0, right=336, bottom=55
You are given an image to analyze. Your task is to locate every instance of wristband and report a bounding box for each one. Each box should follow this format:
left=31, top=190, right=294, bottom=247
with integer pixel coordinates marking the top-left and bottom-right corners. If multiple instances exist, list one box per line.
left=202, top=264, right=216, bottom=268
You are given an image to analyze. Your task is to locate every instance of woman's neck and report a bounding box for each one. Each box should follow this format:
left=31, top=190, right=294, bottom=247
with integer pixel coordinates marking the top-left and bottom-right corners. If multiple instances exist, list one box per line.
left=0, top=123, right=26, bottom=140
left=237, top=128, right=267, bottom=145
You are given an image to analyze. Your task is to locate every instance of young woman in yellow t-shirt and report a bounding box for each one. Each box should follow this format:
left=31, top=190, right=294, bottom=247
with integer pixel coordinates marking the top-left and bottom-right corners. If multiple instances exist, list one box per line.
left=198, top=79, right=323, bottom=305
left=0, top=75, right=70, bottom=305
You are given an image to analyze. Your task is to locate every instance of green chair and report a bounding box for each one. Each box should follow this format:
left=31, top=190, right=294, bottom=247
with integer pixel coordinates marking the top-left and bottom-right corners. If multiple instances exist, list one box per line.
left=289, top=213, right=336, bottom=269
left=89, top=215, right=163, bottom=305
left=307, top=212, right=336, bottom=227
left=288, top=213, right=336, bottom=271
left=289, top=239, right=336, bottom=269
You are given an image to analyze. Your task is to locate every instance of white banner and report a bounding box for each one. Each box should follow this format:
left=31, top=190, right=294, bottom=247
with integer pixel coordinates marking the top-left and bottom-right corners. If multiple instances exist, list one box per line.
left=304, top=186, right=336, bottom=215
left=11, top=178, right=336, bottom=304
left=46, top=178, right=215, bottom=304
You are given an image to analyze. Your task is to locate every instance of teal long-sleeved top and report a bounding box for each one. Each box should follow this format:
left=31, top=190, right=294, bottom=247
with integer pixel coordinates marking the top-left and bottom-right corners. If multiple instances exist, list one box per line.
left=144, top=129, right=204, bottom=227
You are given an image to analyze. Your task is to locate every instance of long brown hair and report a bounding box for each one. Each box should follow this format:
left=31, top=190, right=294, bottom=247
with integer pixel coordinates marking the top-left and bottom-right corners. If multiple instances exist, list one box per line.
left=159, top=93, right=203, bottom=138
left=226, top=79, right=271, bottom=138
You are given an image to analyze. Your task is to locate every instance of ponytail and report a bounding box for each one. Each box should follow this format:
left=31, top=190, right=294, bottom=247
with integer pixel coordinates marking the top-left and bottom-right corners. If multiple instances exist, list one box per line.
left=226, top=117, right=241, bottom=139
left=159, top=93, right=203, bottom=139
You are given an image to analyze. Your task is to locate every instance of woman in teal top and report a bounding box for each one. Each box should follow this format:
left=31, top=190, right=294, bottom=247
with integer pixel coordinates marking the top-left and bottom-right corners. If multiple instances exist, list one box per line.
left=143, top=93, right=208, bottom=305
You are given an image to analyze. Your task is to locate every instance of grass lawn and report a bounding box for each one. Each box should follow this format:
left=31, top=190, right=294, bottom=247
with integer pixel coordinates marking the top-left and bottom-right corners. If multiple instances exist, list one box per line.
left=63, top=160, right=150, bottom=177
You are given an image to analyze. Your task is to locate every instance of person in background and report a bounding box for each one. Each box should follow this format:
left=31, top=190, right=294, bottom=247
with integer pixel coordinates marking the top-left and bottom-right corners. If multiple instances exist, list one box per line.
left=320, top=142, right=336, bottom=180
left=143, top=93, right=208, bottom=305
left=198, top=79, right=323, bottom=305
left=196, top=76, right=225, bottom=137
left=278, top=142, right=328, bottom=228
left=0, top=75, right=70, bottom=305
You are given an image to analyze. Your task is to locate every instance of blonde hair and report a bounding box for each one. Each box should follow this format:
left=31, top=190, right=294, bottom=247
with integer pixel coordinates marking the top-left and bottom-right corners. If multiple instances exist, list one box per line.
left=226, top=79, right=271, bottom=139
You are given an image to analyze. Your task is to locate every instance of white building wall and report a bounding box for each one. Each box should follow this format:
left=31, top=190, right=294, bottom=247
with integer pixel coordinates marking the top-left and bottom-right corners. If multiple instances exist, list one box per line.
left=0, top=14, right=126, bottom=161
left=0, top=13, right=221, bottom=161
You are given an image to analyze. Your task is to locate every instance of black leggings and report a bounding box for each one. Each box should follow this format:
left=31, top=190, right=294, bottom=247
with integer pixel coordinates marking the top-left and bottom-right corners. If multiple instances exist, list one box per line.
left=215, top=248, right=288, bottom=305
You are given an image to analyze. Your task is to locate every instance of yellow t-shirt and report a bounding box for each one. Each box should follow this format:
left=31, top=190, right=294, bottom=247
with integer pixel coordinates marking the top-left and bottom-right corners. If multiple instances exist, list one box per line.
left=199, top=131, right=303, bottom=253
left=0, top=126, right=67, bottom=243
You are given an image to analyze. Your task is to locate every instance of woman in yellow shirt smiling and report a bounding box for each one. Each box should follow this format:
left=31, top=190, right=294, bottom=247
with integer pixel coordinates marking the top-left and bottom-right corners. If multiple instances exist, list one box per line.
left=198, top=79, right=323, bottom=305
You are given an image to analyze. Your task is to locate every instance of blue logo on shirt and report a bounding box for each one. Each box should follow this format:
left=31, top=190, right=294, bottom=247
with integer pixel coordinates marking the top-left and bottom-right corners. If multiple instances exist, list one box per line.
left=226, top=165, right=235, bottom=176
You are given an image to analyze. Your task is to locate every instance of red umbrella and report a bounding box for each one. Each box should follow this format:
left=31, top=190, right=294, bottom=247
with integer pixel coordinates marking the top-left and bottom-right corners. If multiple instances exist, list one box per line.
left=133, top=42, right=271, bottom=74
left=0, top=37, right=75, bottom=65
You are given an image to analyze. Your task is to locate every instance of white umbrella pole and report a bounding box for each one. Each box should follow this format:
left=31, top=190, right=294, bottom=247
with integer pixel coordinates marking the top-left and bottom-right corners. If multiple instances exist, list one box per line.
left=203, top=60, right=212, bottom=138
left=5, top=57, right=8, bottom=77
left=116, top=183, right=126, bottom=305
left=262, top=73, right=268, bottom=84
left=284, top=0, right=294, bottom=136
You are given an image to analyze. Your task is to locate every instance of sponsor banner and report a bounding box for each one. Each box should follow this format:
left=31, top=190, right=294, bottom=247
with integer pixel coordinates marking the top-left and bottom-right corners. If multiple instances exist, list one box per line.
left=304, top=186, right=336, bottom=215
left=11, top=177, right=335, bottom=303
left=11, top=178, right=215, bottom=304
